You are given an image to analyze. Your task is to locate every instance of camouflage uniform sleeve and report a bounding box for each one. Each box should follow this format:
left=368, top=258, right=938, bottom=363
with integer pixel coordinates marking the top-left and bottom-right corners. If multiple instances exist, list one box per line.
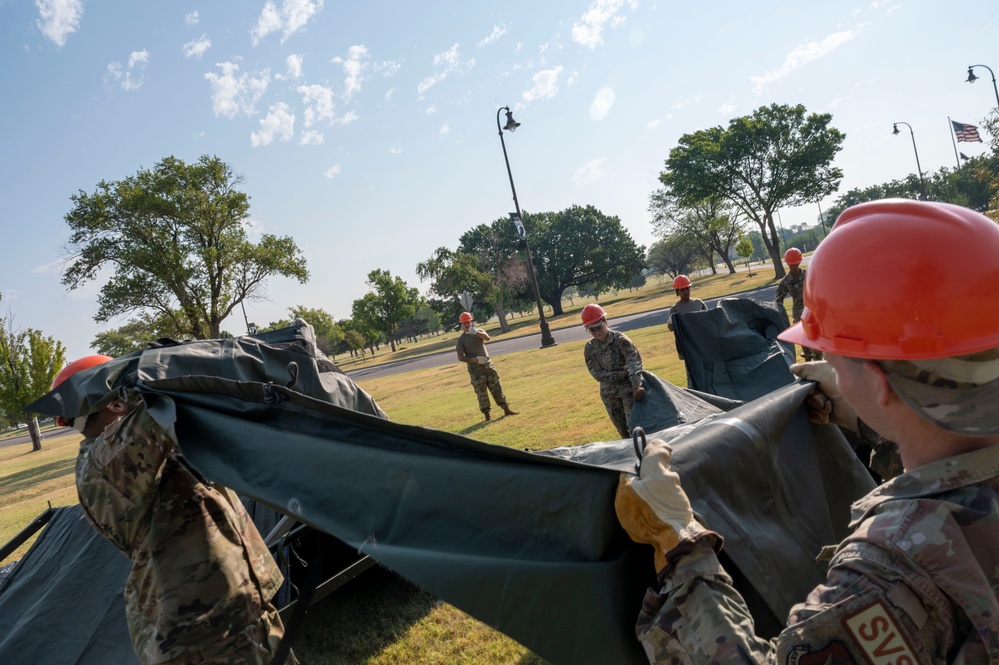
left=76, top=405, right=175, bottom=554
left=618, top=333, right=644, bottom=388
left=584, top=341, right=628, bottom=383
left=636, top=542, right=774, bottom=663
left=775, top=276, right=788, bottom=302
left=639, top=539, right=938, bottom=663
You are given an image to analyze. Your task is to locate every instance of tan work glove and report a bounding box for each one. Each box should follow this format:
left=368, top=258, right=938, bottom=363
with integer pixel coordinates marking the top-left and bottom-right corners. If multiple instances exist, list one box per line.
left=615, top=439, right=715, bottom=573
left=476, top=356, right=489, bottom=364
left=790, top=361, right=859, bottom=433
left=632, top=385, right=646, bottom=402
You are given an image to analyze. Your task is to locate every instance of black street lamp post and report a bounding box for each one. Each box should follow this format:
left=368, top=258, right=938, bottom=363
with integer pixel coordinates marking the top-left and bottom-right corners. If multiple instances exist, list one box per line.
left=966, top=64, right=999, bottom=111
left=892, top=122, right=926, bottom=198
left=496, top=106, right=556, bottom=348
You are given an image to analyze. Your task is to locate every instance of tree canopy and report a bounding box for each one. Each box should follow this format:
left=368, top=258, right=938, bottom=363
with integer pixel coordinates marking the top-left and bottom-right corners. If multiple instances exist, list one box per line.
left=661, top=103, right=844, bottom=278
left=0, top=294, right=66, bottom=451
left=63, top=154, right=309, bottom=339
left=649, top=188, right=743, bottom=275
left=351, top=269, right=422, bottom=352
left=528, top=205, right=645, bottom=315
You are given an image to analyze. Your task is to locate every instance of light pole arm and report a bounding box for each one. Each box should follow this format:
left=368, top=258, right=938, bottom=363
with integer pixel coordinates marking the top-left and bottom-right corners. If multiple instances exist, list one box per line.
left=969, top=64, right=999, bottom=111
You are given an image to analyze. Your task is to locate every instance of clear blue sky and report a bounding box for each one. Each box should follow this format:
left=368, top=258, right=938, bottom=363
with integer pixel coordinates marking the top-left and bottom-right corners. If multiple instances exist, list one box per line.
left=1, top=0, right=996, bottom=362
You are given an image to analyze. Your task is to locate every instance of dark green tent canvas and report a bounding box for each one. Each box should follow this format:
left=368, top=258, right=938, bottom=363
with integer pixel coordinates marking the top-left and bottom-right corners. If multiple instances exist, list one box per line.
left=7, top=320, right=873, bottom=664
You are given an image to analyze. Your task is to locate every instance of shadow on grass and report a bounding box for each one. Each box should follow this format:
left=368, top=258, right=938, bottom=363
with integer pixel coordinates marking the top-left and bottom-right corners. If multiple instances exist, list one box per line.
left=1, top=457, right=76, bottom=498
left=295, top=566, right=551, bottom=665
left=457, top=411, right=520, bottom=438
left=294, top=566, right=435, bottom=664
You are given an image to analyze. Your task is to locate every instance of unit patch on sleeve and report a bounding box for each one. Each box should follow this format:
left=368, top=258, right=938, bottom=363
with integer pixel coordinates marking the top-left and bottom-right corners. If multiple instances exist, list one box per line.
left=843, top=599, right=918, bottom=665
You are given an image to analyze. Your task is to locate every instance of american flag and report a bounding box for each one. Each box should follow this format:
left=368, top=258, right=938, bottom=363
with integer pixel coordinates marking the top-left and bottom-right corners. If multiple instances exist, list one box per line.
left=952, top=120, right=983, bottom=143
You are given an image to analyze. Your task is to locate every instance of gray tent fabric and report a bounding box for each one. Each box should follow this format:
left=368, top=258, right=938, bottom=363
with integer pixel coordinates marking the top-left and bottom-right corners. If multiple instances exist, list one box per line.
left=0, top=506, right=139, bottom=665
left=13, top=319, right=875, bottom=664
left=674, top=297, right=797, bottom=401
left=541, top=373, right=875, bottom=633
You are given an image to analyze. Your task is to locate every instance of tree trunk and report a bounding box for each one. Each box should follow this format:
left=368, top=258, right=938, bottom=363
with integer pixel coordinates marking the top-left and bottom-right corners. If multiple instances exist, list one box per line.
left=762, top=212, right=786, bottom=279
left=493, top=295, right=511, bottom=334
left=24, top=411, right=42, bottom=452
left=720, top=253, right=738, bottom=274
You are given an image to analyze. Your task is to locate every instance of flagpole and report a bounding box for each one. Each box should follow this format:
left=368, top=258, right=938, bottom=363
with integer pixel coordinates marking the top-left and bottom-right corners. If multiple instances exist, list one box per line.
left=948, top=117, right=961, bottom=168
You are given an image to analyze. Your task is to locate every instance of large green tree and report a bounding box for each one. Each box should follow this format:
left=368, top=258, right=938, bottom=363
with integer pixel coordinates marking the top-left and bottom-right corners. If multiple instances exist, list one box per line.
left=649, top=188, right=743, bottom=274
left=62, top=155, right=309, bottom=339
left=351, top=269, right=422, bottom=352
left=661, top=103, right=845, bottom=278
left=261, top=306, right=343, bottom=357
left=0, top=295, right=67, bottom=451
left=91, top=310, right=192, bottom=356
left=528, top=205, right=645, bottom=315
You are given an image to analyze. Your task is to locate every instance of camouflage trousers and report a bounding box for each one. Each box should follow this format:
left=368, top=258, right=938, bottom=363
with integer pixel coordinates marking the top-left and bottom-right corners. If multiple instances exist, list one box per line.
left=599, top=382, right=635, bottom=439
left=468, top=365, right=509, bottom=415
left=156, top=604, right=296, bottom=665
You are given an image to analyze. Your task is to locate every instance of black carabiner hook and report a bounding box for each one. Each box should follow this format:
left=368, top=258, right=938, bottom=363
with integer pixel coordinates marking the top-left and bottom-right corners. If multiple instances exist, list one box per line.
left=631, top=426, right=646, bottom=474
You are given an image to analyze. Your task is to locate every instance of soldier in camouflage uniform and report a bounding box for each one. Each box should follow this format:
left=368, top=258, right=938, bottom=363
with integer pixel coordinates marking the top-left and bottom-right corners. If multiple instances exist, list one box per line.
left=615, top=201, right=999, bottom=664
left=775, top=247, right=822, bottom=361
left=455, top=312, right=517, bottom=422
left=57, top=357, right=293, bottom=665
left=582, top=304, right=646, bottom=439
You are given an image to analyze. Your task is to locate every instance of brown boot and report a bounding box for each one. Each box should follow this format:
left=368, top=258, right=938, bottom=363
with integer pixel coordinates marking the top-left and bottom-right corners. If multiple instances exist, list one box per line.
left=503, top=406, right=518, bottom=416
left=483, top=411, right=491, bottom=422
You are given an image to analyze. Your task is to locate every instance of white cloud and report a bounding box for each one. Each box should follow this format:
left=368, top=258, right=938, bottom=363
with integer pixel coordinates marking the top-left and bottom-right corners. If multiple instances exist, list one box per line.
left=646, top=119, right=660, bottom=129
left=332, top=45, right=368, bottom=101
left=522, top=66, right=564, bottom=102
left=440, top=124, right=450, bottom=135
left=286, top=54, right=304, bottom=78
left=35, top=0, right=83, bottom=47
left=750, top=30, right=856, bottom=93
left=478, top=25, right=507, bottom=46
left=417, top=43, right=474, bottom=94
left=128, top=50, right=149, bottom=68
left=300, top=130, right=324, bottom=145
left=589, top=87, right=615, bottom=119
left=105, top=50, right=150, bottom=91
left=572, top=158, right=608, bottom=187
left=251, top=102, right=295, bottom=146
left=183, top=35, right=211, bottom=59
left=572, top=0, right=637, bottom=49
left=251, top=0, right=324, bottom=45
left=717, top=101, right=736, bottom=114
left=324, top=165, right=341, bottom=179
left=32, top=257, right=71, bottom=274
left=375, top=60, right=401, bottom=77
left=205, top=61, right=270, bottom=118
left=241, top=218, right=265, bottom=242
left=297, top=84, right=335, bottom=126
left=185, top=11, right=199, bottom=26
left=389, top=147, right=402, bottom=154
left=426, top=105, right=437, bottom=115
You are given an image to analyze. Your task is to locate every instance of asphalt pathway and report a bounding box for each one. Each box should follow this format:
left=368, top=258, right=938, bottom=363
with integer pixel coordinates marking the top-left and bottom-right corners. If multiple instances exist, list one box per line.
left=346, top=284, right=779, bottom=381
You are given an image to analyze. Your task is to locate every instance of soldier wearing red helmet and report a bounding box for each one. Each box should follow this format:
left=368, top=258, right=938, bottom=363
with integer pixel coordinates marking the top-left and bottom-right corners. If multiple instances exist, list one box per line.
left=455, top=312, right=517, bottom=421
left=54, top=355, right=294, bottom=665
left=616, top=200, right=999, bottom=663
left=775, top=247, right=822, bottom=361
left=666, top=275, right=706, bottom=336
left=581, top=304, right=646, bottom=438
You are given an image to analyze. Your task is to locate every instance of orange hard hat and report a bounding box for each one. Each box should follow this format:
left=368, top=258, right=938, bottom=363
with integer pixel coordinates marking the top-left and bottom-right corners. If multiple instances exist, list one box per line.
left=581, top=303, right=607, bottom=328
left=673, top=275, right=691, bottom=290
left=458, top=312, right=474, bottom=323
left=53, top=355, right=114, bottom=389
left=52, top=355, right=113, bottom=427
left=779, top=199, right=999, bottom=359
left=784, top=247, right=802, bottom=265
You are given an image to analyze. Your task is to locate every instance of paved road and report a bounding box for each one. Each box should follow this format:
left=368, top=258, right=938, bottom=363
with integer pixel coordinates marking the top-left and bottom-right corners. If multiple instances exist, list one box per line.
left=1, top=426, right=75, bottom=449
left=347, top=284, right=780, bottom=381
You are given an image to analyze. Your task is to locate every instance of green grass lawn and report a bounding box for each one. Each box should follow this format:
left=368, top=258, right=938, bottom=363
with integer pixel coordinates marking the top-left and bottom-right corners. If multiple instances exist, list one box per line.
left=0, top=268, right=789, bottom=664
